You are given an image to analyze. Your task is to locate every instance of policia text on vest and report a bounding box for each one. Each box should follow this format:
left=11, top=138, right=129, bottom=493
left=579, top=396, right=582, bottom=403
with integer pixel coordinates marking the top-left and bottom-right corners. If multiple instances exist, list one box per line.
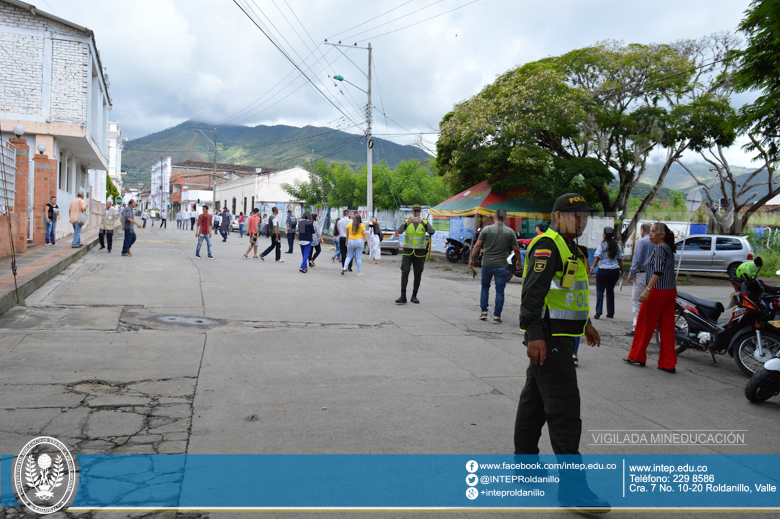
left=395, top=208, right=435, bottom=305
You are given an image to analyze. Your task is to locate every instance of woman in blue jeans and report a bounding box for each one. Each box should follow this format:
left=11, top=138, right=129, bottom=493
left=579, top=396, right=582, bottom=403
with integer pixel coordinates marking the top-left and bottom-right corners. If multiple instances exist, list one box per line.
left=591, top=226, right=624, bottom=319
left=297, top=212, right=314, bottom=273
left=341, top=214, right=368, bottom=276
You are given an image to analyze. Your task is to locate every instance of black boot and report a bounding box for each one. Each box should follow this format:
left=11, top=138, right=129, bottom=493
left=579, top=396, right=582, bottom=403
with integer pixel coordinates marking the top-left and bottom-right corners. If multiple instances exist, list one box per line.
left=410, top=292, right=419, bottom=304
left=395, top=291, right=407, bottom=304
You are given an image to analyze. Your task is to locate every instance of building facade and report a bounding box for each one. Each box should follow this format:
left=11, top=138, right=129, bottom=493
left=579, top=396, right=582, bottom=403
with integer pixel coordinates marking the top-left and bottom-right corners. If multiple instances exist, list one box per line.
left=215, top=166, right=310, bottom=216
left=169, top=160, right=276, bottom=216
left=0, top=0, right=112, bottom=242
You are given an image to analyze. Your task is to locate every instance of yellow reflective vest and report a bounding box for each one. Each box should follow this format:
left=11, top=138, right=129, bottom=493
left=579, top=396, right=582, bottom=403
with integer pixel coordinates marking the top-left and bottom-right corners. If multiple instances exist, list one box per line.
left=402, top=221, right=428, bottom=256
left=521, top=228, right=589, bottom=337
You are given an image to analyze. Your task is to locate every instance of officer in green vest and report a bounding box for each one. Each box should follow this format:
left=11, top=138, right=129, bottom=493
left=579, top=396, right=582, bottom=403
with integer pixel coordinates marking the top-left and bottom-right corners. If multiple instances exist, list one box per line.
left=395, top=204, right=435, bottom=304
left=515, top=193, right=609, bottom=511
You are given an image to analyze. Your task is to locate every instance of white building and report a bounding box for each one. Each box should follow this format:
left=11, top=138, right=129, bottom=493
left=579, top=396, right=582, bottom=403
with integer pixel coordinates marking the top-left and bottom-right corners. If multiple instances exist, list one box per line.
left=0, top=0, right=112, bottom=242
left=215, top=166, right=310, bottom=215
left=107, top=121, right=122, bottom=190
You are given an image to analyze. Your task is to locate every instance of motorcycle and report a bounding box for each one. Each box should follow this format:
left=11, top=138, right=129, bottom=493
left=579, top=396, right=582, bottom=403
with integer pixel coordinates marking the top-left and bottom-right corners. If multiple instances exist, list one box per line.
left=506, top=243, right=526, bottom=283
left=745, top=357, right=780, bottom=402
left=656, top=257, right=780, bottom=376
left=445, top=236, right=470, bottom=263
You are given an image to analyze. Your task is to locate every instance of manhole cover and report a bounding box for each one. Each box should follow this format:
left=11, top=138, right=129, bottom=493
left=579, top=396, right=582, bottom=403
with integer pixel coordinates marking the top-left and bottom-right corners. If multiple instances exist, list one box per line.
left=153, top=315, right=219, bottom=326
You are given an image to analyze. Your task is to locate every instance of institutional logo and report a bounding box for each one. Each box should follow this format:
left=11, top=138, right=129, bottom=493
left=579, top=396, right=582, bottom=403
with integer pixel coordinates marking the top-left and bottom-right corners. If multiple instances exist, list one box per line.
left=13, top=436, right=78, bottom=515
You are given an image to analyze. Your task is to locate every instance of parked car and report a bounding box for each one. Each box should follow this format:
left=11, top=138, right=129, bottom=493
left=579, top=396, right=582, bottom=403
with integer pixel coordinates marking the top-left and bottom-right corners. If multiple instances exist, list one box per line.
left=363, top=221, right=400, bottom=255
left=673, top=234, right=754, bottom=278
left=230, top=219, right=241, bottom=232
left=379, top=221, right=400, bottom=255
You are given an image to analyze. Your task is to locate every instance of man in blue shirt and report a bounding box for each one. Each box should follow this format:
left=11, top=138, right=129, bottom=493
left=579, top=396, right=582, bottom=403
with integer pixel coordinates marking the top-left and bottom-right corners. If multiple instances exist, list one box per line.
left=627, top=222, right=654, bottom=336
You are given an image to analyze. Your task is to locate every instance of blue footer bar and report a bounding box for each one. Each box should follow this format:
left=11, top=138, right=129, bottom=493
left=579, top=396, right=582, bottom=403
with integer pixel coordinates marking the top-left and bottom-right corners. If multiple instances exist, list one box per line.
left=2, top=455, right=779, bottom=509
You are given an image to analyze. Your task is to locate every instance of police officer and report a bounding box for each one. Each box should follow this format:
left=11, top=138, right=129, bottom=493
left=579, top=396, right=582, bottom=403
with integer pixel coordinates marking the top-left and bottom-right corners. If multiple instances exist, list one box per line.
left=515, top=193, right=609, bottom=510
left=395, top=204, right=435, bottom=304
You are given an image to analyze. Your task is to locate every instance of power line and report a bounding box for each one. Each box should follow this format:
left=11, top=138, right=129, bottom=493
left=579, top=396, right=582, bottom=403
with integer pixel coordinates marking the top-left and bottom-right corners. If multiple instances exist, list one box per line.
left=232, top=0, right=365, bottom=129
left=326, top=0, right=415, bottom=41
left=247, top=0, right=358, bottom=119
left=276, top=0, right=364, bottom=114
left=341, top=0, right=446, bottom=42
left=355, top=0, right=482, bottom=43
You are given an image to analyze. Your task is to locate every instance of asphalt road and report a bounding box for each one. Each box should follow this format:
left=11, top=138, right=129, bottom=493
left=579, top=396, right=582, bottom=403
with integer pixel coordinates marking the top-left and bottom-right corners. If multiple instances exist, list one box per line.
left=1, top=226, right=778, bottom=519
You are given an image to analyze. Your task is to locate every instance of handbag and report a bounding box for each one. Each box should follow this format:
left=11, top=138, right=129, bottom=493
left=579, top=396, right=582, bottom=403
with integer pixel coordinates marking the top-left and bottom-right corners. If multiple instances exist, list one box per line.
left=76, top=209, right=87, bottom=226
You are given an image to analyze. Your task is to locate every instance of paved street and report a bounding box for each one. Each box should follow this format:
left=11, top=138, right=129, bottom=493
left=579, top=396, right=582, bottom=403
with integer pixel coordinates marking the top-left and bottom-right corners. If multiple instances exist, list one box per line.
left=1, top=226, right=779, bottom=518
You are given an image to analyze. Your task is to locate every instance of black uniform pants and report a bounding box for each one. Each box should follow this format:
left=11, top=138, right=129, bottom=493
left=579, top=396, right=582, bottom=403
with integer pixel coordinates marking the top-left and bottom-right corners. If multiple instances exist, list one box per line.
left=514, top=335, right=581, bottom=455
left=400, top=254, right=425, bottom=294
left=287, top=232, right=295, bottom=252
left=98, top=230, right=113, bottom=251
left=161, top=218, right=167, bottom=228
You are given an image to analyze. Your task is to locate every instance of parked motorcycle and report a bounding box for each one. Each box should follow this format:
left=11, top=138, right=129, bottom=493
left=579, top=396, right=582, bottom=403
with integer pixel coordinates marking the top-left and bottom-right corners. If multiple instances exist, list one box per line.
left=745, top=357, right=780, bottom=402
left=656, top=257, right=780, bottom=376
left=506, top=243, right=526, bottom=283
left=445, top=236, right=470, bottom=263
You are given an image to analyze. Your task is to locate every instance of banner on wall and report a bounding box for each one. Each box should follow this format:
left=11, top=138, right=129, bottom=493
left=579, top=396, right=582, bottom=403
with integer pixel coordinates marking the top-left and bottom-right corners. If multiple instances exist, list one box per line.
left=432, top=216, right=450, bottom=232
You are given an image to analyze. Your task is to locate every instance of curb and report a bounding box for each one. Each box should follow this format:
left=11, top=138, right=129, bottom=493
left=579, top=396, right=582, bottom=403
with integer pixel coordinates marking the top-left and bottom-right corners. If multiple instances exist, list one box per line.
left=0, top=234, right=99, bottom=316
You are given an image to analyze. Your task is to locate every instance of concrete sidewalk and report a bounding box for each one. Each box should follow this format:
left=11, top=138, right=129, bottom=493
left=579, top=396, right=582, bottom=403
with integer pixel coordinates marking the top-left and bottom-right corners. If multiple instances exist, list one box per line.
left=0, top=229, right=99, bottom=314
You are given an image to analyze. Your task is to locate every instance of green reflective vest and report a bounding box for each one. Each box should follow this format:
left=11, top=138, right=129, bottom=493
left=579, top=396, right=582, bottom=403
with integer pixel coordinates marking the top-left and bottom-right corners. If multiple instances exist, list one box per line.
left=521, top=229, right=589, bottom=337
left=403, top=221, right=427, bottom=256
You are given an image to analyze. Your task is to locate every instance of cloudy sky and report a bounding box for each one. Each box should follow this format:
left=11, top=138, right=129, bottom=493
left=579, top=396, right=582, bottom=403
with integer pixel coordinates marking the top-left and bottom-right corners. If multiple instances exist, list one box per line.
left=41, top=0, right=756, bottom=166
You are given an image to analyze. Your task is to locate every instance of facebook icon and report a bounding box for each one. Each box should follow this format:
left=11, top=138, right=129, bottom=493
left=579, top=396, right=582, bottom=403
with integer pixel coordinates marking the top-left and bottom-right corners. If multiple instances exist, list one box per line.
left=466, top=460, right=478, bottom=473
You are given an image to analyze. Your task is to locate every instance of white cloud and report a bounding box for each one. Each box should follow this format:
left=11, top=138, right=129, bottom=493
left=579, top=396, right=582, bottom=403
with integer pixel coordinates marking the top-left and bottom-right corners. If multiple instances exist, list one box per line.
left=42, top=0, right=756, bottom=166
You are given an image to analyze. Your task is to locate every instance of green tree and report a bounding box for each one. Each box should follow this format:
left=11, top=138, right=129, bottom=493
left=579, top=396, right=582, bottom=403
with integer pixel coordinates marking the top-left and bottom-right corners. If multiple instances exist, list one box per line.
left=106, top=172, right=120, bottom=200
left=437, top=36, right=738, bottom=243
left=283, top=159, right=450, bottom=210
left=730, top=0, right=780, bottom=162
left=368, top=160, right=451, bottom=210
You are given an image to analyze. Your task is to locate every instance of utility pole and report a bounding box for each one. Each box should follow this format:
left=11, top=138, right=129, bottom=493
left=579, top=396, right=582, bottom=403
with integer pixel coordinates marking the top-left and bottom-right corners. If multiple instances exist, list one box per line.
left=366, top=43, right=373, bottom=216
left=193, top=126, right=218, bottom=209
left=325, top=41, right=374, bottom=214
left=212, top=128, right=217, bottom=209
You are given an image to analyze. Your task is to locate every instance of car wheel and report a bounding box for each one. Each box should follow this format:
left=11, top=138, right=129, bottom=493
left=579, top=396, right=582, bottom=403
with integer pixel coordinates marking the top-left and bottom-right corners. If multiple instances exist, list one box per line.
left=390, top=249, right=398, bottom=255
left=727, top=262, right=741, bottom=279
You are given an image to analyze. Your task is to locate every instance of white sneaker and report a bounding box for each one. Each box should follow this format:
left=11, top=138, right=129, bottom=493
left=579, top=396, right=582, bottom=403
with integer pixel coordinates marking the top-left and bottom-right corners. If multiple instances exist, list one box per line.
left=341, top=269, right=346, bottom=275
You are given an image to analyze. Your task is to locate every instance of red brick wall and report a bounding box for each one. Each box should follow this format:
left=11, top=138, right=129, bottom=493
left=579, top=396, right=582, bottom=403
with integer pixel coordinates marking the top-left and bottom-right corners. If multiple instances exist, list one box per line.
left=0, top=138, right=30, bottom=258
left=0, top=213, right=27, bottom=258
left=31, top=154, right=58, bottom=245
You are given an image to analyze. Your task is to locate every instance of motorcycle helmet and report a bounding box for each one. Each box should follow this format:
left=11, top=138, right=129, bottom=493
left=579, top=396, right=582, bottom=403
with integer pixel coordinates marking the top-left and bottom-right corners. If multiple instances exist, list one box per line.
left=735, top=261, right=758, bottom=279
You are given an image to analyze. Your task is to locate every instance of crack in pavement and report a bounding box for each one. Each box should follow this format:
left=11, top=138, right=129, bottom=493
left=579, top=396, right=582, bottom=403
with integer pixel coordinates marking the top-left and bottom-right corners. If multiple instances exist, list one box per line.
left=1, top=377, right=197, bottom=455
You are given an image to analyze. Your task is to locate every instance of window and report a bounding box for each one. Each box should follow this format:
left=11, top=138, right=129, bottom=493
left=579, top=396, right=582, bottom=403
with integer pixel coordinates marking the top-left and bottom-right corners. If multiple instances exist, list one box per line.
left=232, top=197, right=237, bottom=214
left=716, top=237, right=743, bottom=251
left=681, top=237, right=712, bottom=251
left=251, top=196, right=255, bottom=211
left=58, top=152, right=65, bottom=190
left=243, top=197, right=247, bottom=215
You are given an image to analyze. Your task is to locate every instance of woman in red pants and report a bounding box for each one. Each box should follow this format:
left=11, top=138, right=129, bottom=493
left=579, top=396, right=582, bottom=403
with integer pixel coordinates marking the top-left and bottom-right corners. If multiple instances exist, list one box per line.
left=624, top=222, right=678, bottom=373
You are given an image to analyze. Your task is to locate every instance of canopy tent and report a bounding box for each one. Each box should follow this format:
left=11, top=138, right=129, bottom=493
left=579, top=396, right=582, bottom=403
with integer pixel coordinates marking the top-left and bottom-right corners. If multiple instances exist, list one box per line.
left=429, top=180, right=552, bottom=219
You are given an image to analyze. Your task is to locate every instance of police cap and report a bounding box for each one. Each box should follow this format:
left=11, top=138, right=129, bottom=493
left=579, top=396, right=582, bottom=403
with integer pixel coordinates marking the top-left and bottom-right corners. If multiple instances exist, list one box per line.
left=553, top=193, right=599, bottom=214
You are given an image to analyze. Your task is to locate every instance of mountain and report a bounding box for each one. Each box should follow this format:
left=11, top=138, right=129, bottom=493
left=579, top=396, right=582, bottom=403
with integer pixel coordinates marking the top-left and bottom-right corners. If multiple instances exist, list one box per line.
left=121, top=120, right=431, bottom=186
left=635, top=161, right=756, bottom=192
